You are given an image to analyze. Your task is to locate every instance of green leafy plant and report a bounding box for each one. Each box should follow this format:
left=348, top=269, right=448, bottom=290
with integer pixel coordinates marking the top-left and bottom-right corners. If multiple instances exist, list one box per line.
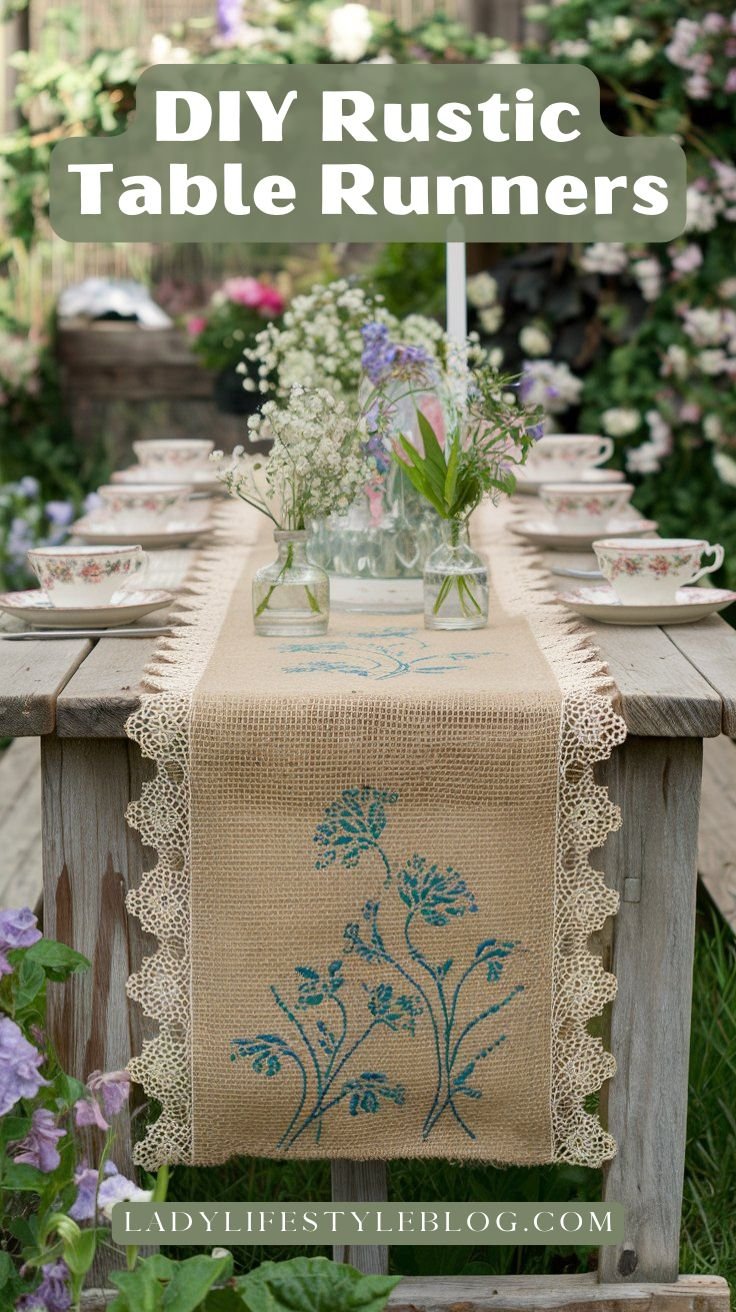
left=233, top=1256, right=401, bottom=1312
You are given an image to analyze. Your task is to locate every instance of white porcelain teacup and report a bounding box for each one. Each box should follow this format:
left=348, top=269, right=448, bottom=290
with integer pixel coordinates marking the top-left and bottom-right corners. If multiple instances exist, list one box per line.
left=525, top=435, right=614, bottom=482
left=539, top=482, right=634, bottom=533
left=28, top=545, right=148, bottom=608
left=97, top=484, right=192, bottom=530
left=593, top=537, right=725, bottom=605
left=133, top=439, right=214, bottom=471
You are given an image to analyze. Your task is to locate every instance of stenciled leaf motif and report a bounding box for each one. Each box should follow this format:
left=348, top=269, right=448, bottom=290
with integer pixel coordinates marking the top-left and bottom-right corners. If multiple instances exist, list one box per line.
left=230, top=1035, right=289, bottom=1078
left=313, top=787, right=398, bottom=870
left=397, top=855, right=478, bottom=926
left=365, top=981, right=424, bottom=1035
left=294, top=960, right=344, bottom=1008
left=341, top=1072, right=406, bottom=1117
left=474, top=938, right=518, bottom=982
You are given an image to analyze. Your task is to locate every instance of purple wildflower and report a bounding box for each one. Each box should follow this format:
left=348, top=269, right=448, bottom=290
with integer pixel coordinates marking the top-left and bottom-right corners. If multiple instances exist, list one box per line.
left=6, top=516, right=34, bottom=567
left=70, top=1160, right=150, bottom=1223
left=44, top=501, right=75, bottom=528
left=82, top=491, right=102, bottom=515
left=217, top=0, right=242, bottom=39
left=87, top=1069, right=131, bottom=1119
left=360, top=323, right=432, bottom=386
left=18, top=476, right=40, bottom=498
left=74, top=1095, right=109, bottom=1132
left=0, top=907, right=42, bottom=976
left=12, top=1108, right=66, bottom=1173
left=0, top=1018, right=49, bottom=1116
left=16, top=1260, right=71, bottom=1312
left=69, top=1163, right=103, bottom=1221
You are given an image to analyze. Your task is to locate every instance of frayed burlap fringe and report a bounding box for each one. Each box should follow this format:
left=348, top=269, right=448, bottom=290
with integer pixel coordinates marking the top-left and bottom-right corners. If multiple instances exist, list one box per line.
left=125, top=501, right=625, bottom=1170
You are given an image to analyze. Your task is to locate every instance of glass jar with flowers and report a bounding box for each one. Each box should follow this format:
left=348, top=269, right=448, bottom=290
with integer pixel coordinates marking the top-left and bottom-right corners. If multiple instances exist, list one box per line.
left=393, top=364, right=541, bottom=630
left=213, top=385, right=375, bottom=636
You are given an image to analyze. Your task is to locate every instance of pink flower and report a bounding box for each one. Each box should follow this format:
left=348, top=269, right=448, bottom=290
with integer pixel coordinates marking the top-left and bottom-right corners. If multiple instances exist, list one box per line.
left=220, top=277, right=284, bottom=317
left=680, top=402, right=702, bottom=422
left=12, top=1108, right=66, bottom=1173
left=187, top=315, right=207, bottom=337
left=670, top=244, right=703, bottom=276
left=726, top=67, right=736, bottom=93
left=222, top=276, right=266, bottom=308
left=256, top=286, right=285, bottom=317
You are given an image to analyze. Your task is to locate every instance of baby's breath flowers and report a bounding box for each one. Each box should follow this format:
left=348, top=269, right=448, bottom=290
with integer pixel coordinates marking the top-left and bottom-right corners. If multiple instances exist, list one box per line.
left=212, top=385, right=375, bottom=531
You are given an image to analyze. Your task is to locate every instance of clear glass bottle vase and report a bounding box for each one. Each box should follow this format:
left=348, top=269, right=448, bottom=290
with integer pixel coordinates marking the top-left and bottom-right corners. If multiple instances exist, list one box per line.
left=252, top=530, right=329, bottom=636
left=423, top=518, right=489, bottom=631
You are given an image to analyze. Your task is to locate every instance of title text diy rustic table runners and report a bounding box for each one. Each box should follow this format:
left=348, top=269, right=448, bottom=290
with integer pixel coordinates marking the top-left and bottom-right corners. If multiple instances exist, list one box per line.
left=125, top=503, right=625, bottom=1168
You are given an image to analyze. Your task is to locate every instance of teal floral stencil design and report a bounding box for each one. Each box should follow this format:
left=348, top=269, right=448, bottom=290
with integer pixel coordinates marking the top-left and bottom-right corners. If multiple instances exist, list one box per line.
left=231, top=787, right=524, bottom=1149
left=278, top=628, right=489, bottom=680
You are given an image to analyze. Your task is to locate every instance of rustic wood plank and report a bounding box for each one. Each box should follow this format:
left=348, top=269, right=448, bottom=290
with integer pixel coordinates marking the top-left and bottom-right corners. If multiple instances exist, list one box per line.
left=664, top=617, right=736, bottom=737
left=598, top=738, right=703, bottom=1284
left=42, top=737, right=156, bottom=1279
left=386, top=1274, right=731, bottom=1312
left=331, top=1161, right=389, bottom=1275
left=80, top=1275, right=731, bottom=1312
left=0, top=636, right=92, bottom=737
left=0, top=737, right=42, bottom=909
left=56, top=636, right=155, bottom=737
left=698, top=735, right=736, bottom=932
left=542, top=548, right=724, bottom=738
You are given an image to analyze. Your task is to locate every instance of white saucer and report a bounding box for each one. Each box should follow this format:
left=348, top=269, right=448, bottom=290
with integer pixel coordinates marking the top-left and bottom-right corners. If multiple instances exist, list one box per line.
left=0, top=588, right=175, bottom=629
left=112, top=467, right=222, bottom=494
left=511, top=517, right=658, bottom=550
left=559, top=583, right=736, bottom=626
left=514, top=468, right=626, bottom=496
left=73, top=518, right=214, bottom=548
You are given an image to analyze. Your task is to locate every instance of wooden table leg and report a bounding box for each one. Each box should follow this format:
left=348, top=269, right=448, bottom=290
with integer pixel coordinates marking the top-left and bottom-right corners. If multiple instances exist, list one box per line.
left=331, top=1161, right=389, bottom=1274
left=41, top=736, right=154, bottom=1179
left=597, top=736, right=702, bottom=1284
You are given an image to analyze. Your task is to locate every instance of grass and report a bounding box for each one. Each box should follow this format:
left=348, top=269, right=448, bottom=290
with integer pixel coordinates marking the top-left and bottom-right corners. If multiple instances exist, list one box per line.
left=166, top=893, right=736, bottom=1291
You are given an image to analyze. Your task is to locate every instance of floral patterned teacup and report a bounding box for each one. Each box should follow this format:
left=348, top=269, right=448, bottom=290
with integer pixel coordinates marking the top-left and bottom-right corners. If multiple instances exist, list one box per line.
left=593, top=537, right=725, bottom=604
left=27, top=545, right=147, bottom=607
left=97, top=484, right=192, bottom=530
left=540, top=482, right=634, bottom=533
left=525, top=435, right=614, bottom=481
left=133, top=439, right=214, bottom=471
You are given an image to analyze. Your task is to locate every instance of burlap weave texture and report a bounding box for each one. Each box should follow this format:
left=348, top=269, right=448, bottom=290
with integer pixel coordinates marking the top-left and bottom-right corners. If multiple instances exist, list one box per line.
left=126, top=502, right=625, bottom=1168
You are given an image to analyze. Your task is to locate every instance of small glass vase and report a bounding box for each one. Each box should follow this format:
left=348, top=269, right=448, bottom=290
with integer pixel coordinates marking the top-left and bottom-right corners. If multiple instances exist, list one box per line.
left=423, top=519, right=489, bottom=631
left=253, top=530, right=329, bottom=636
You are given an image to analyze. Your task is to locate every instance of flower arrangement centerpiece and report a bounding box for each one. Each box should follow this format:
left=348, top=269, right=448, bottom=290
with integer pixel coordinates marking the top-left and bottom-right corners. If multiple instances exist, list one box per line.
left=392, top=363, right=542, bottom=629
left=244, top=280, right=467, bottom=598
left=213, top=385, right=374, bottom=636
left=188, top=275, right=286, bottom=414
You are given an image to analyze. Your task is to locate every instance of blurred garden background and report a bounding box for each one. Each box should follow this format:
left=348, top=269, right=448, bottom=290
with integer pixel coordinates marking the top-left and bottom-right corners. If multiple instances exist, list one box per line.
left=1, top=0, right=735, bottom=1291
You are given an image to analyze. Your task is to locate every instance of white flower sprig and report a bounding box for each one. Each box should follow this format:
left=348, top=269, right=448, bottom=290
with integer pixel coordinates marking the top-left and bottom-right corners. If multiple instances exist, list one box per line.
left=212, top=385, right=375, bottom=531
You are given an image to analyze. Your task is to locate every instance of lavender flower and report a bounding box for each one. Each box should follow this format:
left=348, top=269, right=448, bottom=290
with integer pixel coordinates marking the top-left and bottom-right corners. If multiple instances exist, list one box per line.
left=70, top=1160, right=151, bottom=1223
left=16, top=1260, right=71, bottom=1312
left=6, top=516, right=34, bottom=567
left=12, top=1108, right=66, bottom=1173
left=82, top=491, right=102, bottom=515
left=0, top=1018, right=49, bottom=1115
left=87, top=1069, right=131, bottom=1118
left=217, top=0, right=242, bottom=39
left=74, top=1095, right=109, bottom=1132
left=44, top=501, right=74, bottom=528
left=69, top=1163, right=102, bottom=1221
left=360, top=323, right=432, bottom=386
left=0, top=907, right=42, bottom=975
left=18, top=476, right=40, bottom=498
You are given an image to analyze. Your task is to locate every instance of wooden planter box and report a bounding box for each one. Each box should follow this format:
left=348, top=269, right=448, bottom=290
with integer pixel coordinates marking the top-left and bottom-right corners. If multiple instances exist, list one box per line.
left=56, top=320, right=248, bottom=471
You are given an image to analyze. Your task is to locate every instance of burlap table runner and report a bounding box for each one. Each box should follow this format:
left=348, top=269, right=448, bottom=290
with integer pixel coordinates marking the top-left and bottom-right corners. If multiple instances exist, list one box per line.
left=125, top=501, right=625, bottom=1169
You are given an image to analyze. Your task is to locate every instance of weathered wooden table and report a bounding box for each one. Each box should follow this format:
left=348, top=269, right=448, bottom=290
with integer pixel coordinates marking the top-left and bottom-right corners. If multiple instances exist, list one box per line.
left=1, top=540, right=734, bottom=1312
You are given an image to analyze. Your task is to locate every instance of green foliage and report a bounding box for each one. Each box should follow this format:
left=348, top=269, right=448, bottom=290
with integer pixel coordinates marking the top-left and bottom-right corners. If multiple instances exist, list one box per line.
left=109, top=1251, right=235, bottom=1312
left=234, top=1256, right=401, bottom=1312
left=369, top=244, right=446, bottom=321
